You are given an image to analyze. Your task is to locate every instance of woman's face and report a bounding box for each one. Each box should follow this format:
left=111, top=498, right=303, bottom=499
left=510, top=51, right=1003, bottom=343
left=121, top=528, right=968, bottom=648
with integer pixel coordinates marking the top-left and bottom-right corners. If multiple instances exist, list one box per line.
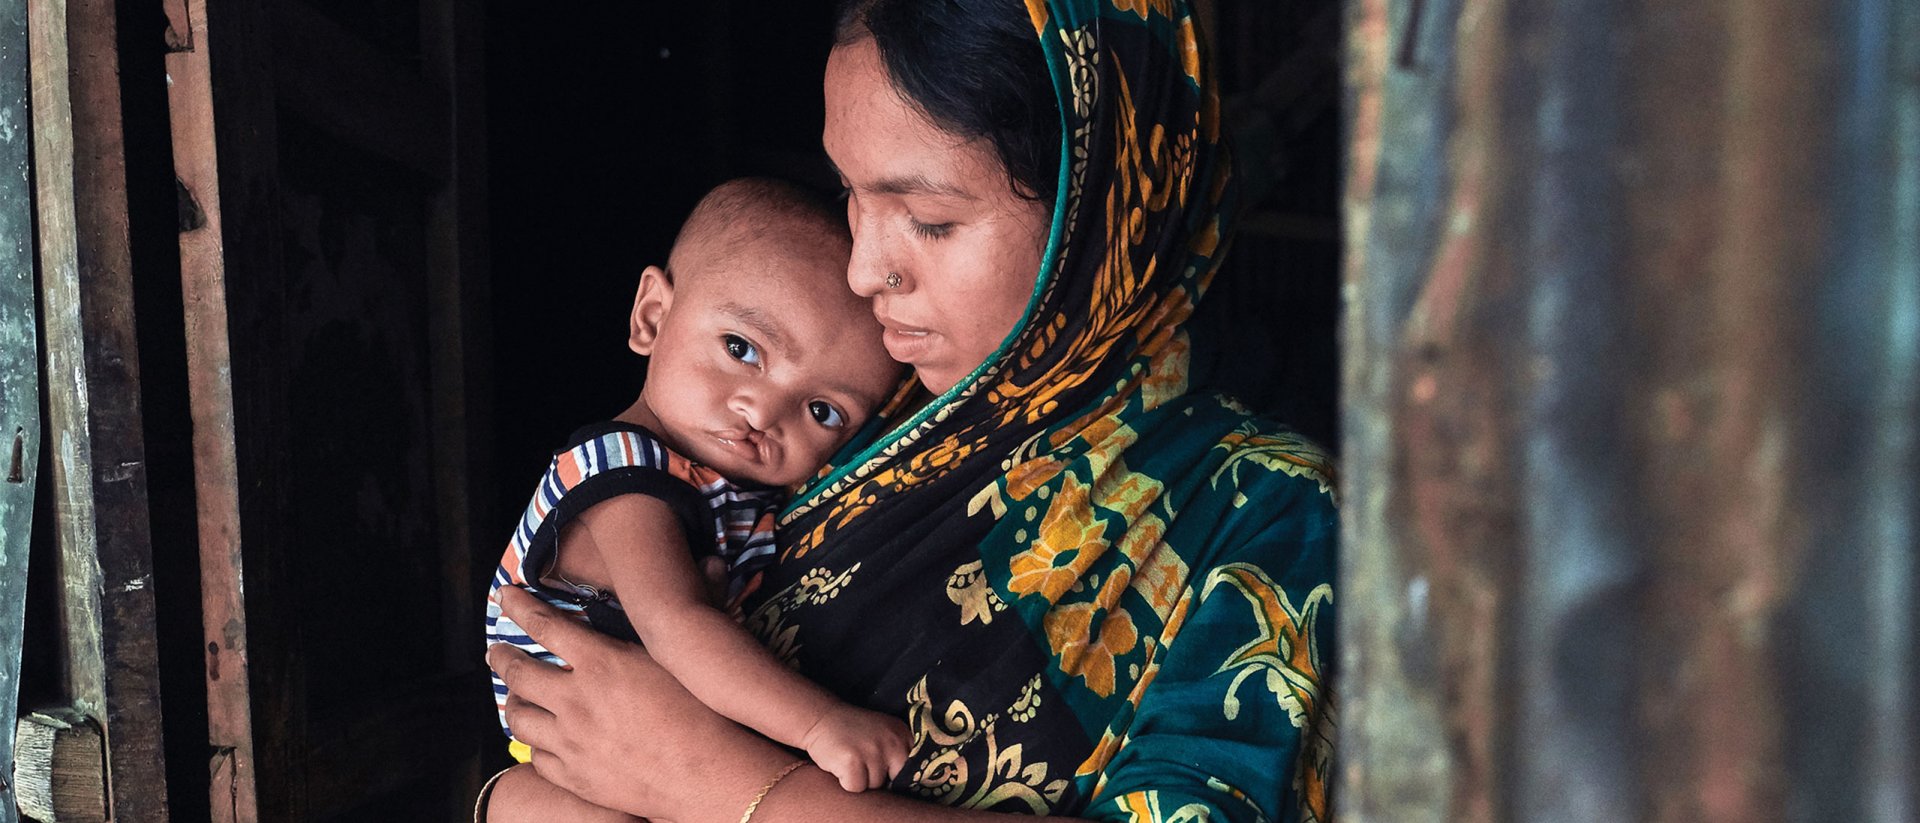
left=822, top=37, right=1053, bottom=395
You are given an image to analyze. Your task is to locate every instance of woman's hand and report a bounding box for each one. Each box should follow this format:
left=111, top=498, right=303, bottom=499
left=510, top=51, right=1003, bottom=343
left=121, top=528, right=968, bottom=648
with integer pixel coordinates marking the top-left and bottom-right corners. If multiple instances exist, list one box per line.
left=487, top=585, right=797, bottom=823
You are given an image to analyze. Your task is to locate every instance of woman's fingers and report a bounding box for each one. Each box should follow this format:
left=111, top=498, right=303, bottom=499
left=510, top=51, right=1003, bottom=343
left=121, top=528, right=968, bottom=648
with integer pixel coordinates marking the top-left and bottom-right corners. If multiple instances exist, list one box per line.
left=502, top=693, right=558, bottom=750
left=487, top=640, right=567, bottom=706
left=497, top=585, right=609, bottom=664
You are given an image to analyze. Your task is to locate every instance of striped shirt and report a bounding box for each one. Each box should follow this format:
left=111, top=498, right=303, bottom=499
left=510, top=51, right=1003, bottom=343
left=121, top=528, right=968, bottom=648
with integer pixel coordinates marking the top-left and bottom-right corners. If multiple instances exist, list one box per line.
left=484, top=421, right=779, bottom=738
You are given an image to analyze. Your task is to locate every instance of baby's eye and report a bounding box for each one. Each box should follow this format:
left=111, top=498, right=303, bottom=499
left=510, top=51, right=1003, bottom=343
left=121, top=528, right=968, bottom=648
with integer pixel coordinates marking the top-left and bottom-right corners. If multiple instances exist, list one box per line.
left=808, top=401, right=847, bottom=429
left=723, top=334, right=761, bottom=366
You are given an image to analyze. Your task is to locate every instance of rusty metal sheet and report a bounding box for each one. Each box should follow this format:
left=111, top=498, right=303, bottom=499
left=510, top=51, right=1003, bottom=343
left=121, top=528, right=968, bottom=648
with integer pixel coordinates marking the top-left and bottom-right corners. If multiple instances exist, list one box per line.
left=0, top=2, right=41, bottom=822
left=1342, top=0, right=1919, bottom=821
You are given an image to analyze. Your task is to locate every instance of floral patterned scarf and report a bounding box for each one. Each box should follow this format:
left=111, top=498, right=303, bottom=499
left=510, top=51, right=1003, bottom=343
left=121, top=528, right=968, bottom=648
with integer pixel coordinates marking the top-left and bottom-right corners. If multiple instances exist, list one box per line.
left=746, top=2, right=1338, bottom=820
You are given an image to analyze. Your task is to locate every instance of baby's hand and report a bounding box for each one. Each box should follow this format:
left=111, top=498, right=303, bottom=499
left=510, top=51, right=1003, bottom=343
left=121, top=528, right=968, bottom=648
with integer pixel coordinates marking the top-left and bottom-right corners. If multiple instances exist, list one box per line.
left=800, top=704, right=912, bottom=792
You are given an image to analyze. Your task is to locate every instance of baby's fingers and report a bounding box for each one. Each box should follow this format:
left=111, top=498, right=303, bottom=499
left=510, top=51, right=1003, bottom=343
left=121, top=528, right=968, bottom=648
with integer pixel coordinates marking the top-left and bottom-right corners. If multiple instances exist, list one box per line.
left=837, top=763, right=867, bottom=793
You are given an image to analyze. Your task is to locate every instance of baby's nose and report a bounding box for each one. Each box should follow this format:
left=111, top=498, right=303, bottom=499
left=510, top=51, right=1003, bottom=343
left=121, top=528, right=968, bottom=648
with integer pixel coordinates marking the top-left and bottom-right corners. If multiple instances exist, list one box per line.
left=730, top=392, right=779, bottom=435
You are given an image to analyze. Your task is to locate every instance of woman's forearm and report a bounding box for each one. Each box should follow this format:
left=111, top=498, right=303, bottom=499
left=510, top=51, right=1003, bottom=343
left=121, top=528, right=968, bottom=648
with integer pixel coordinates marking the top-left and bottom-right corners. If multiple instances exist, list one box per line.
left=743, top=766, right=1094, bottom=823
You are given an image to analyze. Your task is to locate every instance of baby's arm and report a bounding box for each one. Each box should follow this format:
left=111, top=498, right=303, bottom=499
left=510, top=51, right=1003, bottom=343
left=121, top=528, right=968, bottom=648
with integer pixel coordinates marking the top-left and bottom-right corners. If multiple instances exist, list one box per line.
left=553, top=495, right=910, bottom=791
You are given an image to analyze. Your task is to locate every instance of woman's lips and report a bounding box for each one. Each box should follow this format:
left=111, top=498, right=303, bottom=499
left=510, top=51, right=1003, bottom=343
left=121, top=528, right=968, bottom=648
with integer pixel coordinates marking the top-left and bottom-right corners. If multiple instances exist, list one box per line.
left=880, top=323, right=936, bottom=362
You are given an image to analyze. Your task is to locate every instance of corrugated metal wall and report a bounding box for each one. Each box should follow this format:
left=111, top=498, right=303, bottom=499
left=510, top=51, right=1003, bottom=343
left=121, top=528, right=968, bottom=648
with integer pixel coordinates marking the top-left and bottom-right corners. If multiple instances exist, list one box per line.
left=1339, top=0, right=1919, bottom=819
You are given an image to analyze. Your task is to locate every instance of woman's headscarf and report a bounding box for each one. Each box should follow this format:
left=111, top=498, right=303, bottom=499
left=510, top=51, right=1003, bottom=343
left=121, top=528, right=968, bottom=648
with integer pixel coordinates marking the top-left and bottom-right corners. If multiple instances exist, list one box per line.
left=752, top=2, right=1337, bottom=820
left=782, top=0, right=1237, bottom=551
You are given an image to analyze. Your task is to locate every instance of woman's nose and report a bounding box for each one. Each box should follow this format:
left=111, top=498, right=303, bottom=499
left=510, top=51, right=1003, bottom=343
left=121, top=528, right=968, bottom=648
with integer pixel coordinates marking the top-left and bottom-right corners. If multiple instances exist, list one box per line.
left=845, top=218, right=894, bottom=298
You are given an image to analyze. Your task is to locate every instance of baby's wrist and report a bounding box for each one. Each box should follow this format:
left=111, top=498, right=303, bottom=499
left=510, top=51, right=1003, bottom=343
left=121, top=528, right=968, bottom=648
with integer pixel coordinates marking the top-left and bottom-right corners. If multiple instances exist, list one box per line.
left=797, top=706, right=834, bottom=752
left=794, top=695, right=851, bottom=750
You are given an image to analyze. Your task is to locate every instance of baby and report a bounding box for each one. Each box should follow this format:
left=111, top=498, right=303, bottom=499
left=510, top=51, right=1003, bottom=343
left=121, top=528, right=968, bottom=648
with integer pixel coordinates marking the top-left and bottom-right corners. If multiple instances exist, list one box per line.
left=484, top=178, right=908, bottom=820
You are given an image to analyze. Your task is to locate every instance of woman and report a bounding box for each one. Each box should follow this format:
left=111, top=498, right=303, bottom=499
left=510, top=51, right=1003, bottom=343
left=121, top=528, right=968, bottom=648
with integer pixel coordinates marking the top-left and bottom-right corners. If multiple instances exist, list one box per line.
left=487, top=1, right=1337, bottom=821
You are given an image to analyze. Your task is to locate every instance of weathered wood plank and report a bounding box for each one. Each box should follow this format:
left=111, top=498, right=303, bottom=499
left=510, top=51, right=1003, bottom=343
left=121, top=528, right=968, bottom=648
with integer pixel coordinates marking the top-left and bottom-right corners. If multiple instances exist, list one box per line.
left=0, top=1, right=42, bottom=820
left=168, top=0, right=308, bottom=817
left=24, top=0, right=170, bottom=817
left=13, top=708, right=106, bottom=823
left=164, top=0, right=270, bottom=818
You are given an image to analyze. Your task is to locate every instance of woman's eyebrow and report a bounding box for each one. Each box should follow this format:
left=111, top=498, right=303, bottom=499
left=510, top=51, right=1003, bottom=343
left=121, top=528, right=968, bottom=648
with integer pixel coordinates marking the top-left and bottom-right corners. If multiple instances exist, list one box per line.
left=823, top=155, right=973, bottom=200
left=867, top=174, right=975, bottom=200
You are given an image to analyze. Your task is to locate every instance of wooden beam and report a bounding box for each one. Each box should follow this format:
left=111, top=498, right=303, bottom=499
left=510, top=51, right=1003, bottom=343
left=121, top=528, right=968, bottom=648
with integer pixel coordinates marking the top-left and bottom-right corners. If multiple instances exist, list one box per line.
left=13, top=708, right=107, bottom=823
left=25, top=0, right=171, bottom=817
left=167, top=0, right=298, bottom=817
left=163, top=0, right=258, bottom=816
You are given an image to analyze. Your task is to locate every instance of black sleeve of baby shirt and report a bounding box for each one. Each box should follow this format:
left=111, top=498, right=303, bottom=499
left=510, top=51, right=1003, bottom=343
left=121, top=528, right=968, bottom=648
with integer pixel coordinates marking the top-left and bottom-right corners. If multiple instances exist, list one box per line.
left=515, top=422, right=714, bottom=624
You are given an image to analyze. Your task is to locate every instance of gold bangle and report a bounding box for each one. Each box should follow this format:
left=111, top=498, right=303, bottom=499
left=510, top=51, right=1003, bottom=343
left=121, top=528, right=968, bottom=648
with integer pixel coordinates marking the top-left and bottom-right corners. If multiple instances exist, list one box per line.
left=738, top=759, right=808, bottom=823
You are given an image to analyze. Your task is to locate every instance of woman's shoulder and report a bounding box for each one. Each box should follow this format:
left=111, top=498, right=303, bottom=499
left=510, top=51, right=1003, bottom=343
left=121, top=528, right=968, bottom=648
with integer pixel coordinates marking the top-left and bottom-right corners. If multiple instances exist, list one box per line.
left=1162, top=394, right=1338, bottom=509
left=1208, top=399, right=1337, bottom=501
left=1146, top=394, right=1340, bottom=575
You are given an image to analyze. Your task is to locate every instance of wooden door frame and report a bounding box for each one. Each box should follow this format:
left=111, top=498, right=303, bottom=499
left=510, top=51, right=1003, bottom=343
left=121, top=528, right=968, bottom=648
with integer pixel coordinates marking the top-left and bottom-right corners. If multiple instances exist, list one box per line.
left=166, top=0, right=491, bottom=817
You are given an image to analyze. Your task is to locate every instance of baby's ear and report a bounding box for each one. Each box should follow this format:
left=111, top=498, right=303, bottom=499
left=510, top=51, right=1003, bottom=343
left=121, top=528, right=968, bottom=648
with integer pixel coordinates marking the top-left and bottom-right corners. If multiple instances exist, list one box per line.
left=629, top=265, right=674, bottom=355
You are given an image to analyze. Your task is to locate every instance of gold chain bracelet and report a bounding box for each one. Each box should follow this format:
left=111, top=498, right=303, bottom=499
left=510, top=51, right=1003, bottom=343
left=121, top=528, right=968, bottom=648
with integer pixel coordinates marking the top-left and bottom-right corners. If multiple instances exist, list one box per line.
left=739, top=759, right=809, bottom=823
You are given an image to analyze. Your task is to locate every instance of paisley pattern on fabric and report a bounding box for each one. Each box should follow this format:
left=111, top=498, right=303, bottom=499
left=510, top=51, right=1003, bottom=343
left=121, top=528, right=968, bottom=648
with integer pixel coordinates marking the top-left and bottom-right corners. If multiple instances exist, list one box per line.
left=740, top=562, right=863, bottom=667
left=744, top=2, right=1339, bottom=821
left=902, top=676, right=1073, bottom=813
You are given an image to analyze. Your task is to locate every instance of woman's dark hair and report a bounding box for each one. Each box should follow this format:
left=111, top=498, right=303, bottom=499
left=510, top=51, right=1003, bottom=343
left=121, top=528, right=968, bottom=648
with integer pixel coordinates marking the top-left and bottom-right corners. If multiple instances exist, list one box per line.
left=836, top=0, right=1064, bottom=205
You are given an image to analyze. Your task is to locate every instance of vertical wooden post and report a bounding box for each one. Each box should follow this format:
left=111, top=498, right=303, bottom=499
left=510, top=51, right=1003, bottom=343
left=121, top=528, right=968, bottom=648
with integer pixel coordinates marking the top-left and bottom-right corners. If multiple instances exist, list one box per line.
left=23, top=0, right=171, bottom=817
left=163, top=0, right=273, bottom=817
left=1341, top=0, right=1920, bottom=821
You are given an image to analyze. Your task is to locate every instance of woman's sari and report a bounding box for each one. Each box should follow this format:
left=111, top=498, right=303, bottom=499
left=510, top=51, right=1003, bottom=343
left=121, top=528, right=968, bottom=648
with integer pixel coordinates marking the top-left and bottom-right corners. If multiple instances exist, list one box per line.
left=743, top=2, right=1337, bottom=820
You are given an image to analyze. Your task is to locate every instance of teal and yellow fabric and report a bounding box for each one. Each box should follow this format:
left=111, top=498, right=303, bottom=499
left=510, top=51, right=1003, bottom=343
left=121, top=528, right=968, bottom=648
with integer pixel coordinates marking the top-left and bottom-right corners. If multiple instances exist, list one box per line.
left=744, top=2, right=1337, bottom=820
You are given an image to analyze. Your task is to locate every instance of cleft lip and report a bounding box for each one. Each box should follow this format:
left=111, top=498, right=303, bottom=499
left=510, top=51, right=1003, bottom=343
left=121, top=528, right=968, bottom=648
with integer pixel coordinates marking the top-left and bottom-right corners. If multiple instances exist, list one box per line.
left=711, top=426, right=773, bottom=466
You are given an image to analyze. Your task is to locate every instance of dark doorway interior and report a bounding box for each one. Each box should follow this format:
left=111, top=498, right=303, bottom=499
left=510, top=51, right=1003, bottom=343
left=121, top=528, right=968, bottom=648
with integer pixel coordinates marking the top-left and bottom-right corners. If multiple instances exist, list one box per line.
left=485, top=1, right=848, bottom=528
left=483, top=1, right=1342, bottom=516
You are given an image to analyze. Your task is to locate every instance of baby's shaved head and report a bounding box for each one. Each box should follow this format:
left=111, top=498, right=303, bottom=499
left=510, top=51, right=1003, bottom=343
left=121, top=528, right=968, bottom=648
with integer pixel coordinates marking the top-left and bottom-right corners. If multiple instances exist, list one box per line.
left=667, top=178, right=852, bottom=290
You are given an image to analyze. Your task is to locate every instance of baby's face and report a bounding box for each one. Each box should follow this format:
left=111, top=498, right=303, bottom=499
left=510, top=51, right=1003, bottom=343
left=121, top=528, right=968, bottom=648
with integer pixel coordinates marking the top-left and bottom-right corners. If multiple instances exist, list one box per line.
left=637, top=242, right=901, bottom=487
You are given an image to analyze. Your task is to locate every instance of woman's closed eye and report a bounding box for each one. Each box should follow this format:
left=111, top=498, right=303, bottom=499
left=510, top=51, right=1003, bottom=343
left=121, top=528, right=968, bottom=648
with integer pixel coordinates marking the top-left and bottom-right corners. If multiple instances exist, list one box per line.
left=723, top=333, right=762, bottom=367
left=909, top=218, right=954, bottom=239
left=808, top=400, right=848, bottom=429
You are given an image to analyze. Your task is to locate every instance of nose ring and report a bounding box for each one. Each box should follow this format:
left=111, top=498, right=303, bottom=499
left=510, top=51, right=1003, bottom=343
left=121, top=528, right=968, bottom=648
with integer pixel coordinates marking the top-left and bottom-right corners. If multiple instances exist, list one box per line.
left=885, top=272, right=902, bottom=290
